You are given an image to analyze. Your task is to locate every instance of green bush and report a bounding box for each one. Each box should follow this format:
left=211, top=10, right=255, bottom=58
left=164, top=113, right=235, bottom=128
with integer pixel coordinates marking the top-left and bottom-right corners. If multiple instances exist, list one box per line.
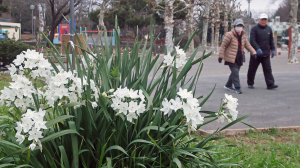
left=0, top=39, right=34, bottom=66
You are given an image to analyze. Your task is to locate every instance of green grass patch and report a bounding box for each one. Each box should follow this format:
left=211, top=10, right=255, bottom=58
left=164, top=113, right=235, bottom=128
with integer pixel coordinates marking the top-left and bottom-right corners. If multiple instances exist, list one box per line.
left=194, top=128, right=300, bottom=167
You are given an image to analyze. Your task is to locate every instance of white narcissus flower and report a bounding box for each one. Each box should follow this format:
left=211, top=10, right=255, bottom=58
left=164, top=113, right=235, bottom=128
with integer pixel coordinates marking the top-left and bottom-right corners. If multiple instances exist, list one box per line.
left=177, top=88, right=193, bottom=99
left=9, top=82, right=24, bottom=90
left=28, top=127, right=43, bottom=142
left=29, top=143, right=36, bottom=151
left=54, top=85, right=69, bottom=99
left=138, top=90, right=145, bottom=102
left=118, top=102, right=129, bottom=115
left=38, top=60, right=52, bottom=69
left=170, top=97, right=183, bottom=111
left=163, top=53, right=174, bottom=66
left=22, top=109, right=35, bottom=119
left=128, top=101, right=138, bottom=113
left=1, top=87, right=17, bottom=100
left=191, top=114, right=204, bottom=129
left=8, top=64, right=17, bottom=76
left=128, top=89, right=139, bottom=99
left=15, top=134, right=25, bottom=145
left=136, top=104, right=146, bottom=115
left=13, top=54, right=25, bottom=66
left=111, top=98, right=122, bottom=110
left=92, top=102, right=98, bottom=109
left=225, top=93, right=238, bottom=103
left=174, top=58, right=184, bottom=69
left=127, top=112, right=137, bottom=122
left=24, top=59, right=37, bottom=69
left=34, top=119, right=47, bottom=130
left=15, top=122, right=23, bottom=134
left=161, top=98, right=172, bottom=115
left=22, top=117, right=34, bottom=133
left=14, top=98, right=24, bottom=108
left=186, top=97, right=199, bottom=108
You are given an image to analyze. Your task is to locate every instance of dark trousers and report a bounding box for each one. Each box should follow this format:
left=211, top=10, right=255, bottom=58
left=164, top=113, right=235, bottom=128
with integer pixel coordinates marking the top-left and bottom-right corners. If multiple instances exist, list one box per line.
left=247, top=56, right=274, bottom=86
left=226, top=66, right=241, bottom=89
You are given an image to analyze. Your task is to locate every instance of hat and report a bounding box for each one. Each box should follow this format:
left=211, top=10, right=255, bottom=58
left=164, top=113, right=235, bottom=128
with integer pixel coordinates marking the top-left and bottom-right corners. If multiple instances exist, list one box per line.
left=233, top=19, right=244, bottom=26
left=259, top=13, right=268, bottom=19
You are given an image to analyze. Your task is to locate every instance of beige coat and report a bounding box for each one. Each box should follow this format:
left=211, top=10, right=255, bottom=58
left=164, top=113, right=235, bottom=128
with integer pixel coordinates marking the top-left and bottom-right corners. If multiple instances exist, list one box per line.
left=219, top=30, right=256, bottom=63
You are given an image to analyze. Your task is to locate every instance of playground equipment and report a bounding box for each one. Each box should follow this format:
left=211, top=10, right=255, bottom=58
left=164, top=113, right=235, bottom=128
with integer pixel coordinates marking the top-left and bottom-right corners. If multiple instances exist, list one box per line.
left=0, top=22, right=21, bottom=40
left=81, top=29, right=120, bottom=46
left=53, top=20, right=76, bottom=44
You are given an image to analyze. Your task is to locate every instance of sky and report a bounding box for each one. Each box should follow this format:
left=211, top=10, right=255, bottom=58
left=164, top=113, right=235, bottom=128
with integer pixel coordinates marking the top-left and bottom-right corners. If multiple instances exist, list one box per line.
left=239, top=0, right=283, bottom=10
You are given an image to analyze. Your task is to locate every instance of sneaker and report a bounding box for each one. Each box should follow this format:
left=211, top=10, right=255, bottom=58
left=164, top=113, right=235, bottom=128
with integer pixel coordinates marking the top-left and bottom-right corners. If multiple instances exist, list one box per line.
left=235, top=89, right=242, bottom=94
left=267, top=84, right=278, bottom=90
left=224, top=85, right=235, bottom=92
left=248, top=85, right=254, bottom=89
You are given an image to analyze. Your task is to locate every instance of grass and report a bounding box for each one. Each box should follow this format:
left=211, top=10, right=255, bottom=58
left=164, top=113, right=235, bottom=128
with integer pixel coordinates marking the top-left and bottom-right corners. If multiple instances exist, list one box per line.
left=194, top=128, right=300, bottom=167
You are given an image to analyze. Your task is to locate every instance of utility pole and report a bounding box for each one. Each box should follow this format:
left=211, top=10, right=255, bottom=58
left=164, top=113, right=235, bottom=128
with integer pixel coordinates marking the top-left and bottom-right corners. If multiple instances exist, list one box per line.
left=70, top=0, right=75, bottom=69
left=30, top=5, right=34, bottom=41
left=247, top=0, right=251, bottom=40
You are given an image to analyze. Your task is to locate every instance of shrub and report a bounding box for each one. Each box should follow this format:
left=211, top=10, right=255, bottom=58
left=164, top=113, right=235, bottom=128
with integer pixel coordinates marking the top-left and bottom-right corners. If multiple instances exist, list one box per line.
left=0, top=19, right=250, bottom=167
left=0, top=39, right=34, bottom=66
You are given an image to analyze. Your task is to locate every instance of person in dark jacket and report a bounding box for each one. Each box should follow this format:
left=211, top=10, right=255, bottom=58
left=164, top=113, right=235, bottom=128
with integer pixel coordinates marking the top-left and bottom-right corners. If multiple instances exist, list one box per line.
left=247, top=13, right=278, bottom=90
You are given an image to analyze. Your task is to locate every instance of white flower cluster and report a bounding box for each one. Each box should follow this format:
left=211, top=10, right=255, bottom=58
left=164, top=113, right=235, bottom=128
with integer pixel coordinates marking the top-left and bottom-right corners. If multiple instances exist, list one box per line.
left=216, top=93, right=239, bottom=123
left=160, top=88, right=204, bottom=130
left=111, top=87, right=146, bottom=122
left=0, top=49, right=99, bottom=109
left=0, top=75, right=35, bottom=110
left=0, top=49, right=101, bottom=151
left=15, top=108, right=47, bottom=151
left=163, top=46, right=187, bottom=69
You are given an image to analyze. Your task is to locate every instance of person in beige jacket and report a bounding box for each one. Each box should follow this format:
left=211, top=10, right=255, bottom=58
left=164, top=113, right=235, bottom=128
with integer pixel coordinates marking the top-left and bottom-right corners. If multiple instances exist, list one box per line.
left=218, top=19, right=257, bottom=94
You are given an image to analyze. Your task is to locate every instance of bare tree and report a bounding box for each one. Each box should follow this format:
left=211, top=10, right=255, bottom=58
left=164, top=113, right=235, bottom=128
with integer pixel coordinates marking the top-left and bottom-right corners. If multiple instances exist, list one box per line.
left=201, top=0, right=210, bottom=50
left=93, top=0, right=112, bottom=45
left=209, top=3, right=215, bottom=53
left=156, top=0, right=187, bottom=54
left=288, top=0, right=299, bottom=63
left=214, top=0, right=220, bottom=54
left=184, top=0, right=204, bottom=54
left=222, top=0, right=231, bottom=34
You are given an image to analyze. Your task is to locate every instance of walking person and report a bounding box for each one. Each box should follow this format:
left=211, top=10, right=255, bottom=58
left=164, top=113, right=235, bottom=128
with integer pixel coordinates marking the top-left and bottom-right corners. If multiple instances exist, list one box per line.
left=247, top=13, right=278, bottom=90
left=218, top=19, right=257, bottom=94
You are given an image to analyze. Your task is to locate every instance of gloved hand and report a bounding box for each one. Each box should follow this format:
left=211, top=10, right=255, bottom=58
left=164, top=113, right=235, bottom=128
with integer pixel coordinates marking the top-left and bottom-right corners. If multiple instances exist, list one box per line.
left=271, top=50, right=275, bottom=58
left=256, top=49, right=263, bottom=55
left=252, top=54, right=257, bottom=59
left=218, top=58, right=222, bottom=63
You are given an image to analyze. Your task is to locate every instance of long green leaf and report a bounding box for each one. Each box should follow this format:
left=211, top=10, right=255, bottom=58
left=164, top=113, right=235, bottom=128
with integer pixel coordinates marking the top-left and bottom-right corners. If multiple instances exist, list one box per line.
left=45, top=115, right=74, bottom=127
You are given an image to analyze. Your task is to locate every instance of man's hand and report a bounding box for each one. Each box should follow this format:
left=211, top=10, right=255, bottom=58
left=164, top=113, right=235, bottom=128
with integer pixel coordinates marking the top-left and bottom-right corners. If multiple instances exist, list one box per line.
left=256, top=49, right=263, bottom=55
left=218, top=58, right=222, bottom=63
left=252, top=54, right=257, bottom=59
left=271, top=50, right=275, bottom=58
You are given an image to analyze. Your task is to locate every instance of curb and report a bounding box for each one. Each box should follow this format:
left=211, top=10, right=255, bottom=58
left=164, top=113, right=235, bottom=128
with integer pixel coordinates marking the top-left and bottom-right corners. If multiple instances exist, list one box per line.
left=196, top=126, right=300, bottom=137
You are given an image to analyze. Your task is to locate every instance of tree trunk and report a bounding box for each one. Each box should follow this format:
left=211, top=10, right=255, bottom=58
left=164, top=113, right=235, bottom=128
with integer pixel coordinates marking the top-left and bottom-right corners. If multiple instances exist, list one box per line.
left=164, top=0, right=175, bottom=54
left=187, top=0, right=195, bottom=54
left=223, top=0, right=229, bottom=34
left=202, top=0, right=210, bottom=50
left=97, top=8, right=106, bottom=45
left=288, top=0, right=299, bottom=64
left=210, top=7, right=215, bottom=53
left=214, top=0, right=220, bottom=54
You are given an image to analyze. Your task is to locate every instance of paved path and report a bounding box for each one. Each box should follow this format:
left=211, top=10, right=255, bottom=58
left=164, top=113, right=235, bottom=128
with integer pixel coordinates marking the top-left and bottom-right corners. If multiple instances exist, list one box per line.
left=193, top=49, right=300, bottom=130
